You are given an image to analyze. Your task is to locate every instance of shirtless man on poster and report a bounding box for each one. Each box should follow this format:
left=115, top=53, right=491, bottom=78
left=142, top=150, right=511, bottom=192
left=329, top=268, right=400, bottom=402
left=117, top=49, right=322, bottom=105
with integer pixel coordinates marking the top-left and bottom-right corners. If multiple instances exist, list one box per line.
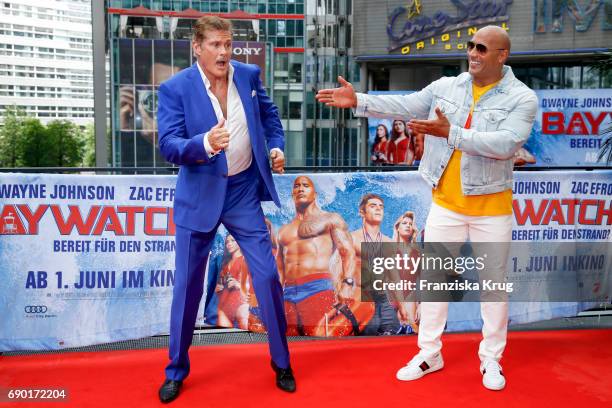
left=277, top=176, right=371, bottom=336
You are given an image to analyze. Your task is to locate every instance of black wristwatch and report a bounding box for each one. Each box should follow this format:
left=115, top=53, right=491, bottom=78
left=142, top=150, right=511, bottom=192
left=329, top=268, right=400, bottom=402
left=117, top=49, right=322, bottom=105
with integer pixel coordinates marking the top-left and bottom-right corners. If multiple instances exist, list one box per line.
left=342, top=277, right=355, bottom=287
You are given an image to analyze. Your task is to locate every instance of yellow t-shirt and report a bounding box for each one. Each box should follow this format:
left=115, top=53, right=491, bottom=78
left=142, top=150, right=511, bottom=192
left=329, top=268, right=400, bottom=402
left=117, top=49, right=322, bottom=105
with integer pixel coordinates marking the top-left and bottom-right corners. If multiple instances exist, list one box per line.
left=432, top=81, right=512, bottom=216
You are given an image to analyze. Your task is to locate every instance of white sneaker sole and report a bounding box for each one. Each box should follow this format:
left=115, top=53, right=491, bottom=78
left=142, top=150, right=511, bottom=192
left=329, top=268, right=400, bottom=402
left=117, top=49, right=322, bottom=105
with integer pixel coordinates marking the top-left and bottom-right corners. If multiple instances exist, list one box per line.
left=396, top=361, right=444, bottom=381
left=483, top=378, right=506, bottom=391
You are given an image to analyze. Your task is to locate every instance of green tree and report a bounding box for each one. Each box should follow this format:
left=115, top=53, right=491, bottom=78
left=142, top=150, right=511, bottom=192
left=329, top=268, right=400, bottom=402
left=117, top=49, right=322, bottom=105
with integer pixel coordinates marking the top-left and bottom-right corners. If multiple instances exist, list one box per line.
left=0, top=105, right=26, bottom=167
left=47, top=120, right=84, bottom=167
left=20, top=118, right=53, bottom=167
left=80, top=123, right=96, bottom=167
left=1, top=108, right=91, bottom=167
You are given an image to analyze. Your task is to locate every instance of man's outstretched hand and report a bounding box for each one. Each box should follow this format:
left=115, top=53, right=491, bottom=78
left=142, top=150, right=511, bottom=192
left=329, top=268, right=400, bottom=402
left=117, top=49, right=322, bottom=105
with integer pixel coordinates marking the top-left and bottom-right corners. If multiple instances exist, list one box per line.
left=407, top=107, right=451, bottom=138
left=315, top=76, right=358, bottom=108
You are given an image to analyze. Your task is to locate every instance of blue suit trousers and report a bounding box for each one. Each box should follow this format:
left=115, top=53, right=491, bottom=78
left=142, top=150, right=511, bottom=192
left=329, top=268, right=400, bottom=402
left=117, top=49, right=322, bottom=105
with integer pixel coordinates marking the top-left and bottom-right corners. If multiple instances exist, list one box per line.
left=165, top=164, right=290, bottom=380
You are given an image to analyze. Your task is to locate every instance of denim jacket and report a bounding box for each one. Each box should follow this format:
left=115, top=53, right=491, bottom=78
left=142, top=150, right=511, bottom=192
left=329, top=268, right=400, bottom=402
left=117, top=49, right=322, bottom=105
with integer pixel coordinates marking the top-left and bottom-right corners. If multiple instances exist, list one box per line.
left=354, top=66, right=538, bottom=195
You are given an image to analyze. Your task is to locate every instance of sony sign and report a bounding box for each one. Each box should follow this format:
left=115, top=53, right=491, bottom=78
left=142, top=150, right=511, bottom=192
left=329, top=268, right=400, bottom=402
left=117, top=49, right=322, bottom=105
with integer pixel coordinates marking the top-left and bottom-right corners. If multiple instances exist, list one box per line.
left=231, top=41, right=267, bottom=84
left=233, top=46, right=263, bottom=56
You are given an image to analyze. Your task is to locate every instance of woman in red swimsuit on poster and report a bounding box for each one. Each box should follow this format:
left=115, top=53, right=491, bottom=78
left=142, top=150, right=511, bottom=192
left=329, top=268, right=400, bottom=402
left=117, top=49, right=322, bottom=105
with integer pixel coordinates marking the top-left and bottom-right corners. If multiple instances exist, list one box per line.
left=387, top=120, right=415, bottom=165
left=371, top=124, right=389, bottom=165
left=216, top=234, right=249, bottom=330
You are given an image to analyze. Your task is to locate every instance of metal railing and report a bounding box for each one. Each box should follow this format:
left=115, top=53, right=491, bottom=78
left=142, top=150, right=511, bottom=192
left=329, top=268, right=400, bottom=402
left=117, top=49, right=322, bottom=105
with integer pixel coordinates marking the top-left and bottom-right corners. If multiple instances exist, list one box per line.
left=0, top=165, right=610, bottom=174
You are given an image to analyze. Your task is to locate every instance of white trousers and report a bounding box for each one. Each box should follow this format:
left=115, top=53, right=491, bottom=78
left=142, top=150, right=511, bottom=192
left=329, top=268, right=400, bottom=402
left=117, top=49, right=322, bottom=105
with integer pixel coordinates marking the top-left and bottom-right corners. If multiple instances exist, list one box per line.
left=419, top=203, right=512, bottom=362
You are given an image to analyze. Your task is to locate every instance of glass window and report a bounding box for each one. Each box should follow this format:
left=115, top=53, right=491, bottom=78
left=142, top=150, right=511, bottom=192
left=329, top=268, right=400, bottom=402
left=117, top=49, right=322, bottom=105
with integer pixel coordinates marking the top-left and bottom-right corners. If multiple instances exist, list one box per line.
left=173, top=18, right=193, bottom=40
left=321, top=102, right=331, bottom=120
left=337, top=56, right=346, bottom=78
left=323, top=56, right=336, bottom=82
left=134, top=39, right=153, bottom=85
left=119, top=39, right=133, bottom=84
left=287, top=20, right=295, bottom=37
left=153, top=40, right=173, bottom=85
left=349, top=128, right=358, bottom=166
left=288, top=53, right=303, bottom=82
left=173, top=40, right=191, bottom=71
left=513, top=64, right=611, bottom=90
left=305, top=127, right=314, bottom=166
left=566, top=66, right=582, bottom=88
left=231, top=20, right=259, bottom=41
left=125, top=17, right=160, bottom=39
left=306, top=91, right=315, bottom=118
left=582, top=66, right=600, bottom=89
left=273, top=89, right=289, bottom=119
left=602, top=68, right=612, bottom=88
left=320, top=128, right=330, bottom=166
left=350, top=60, right=360, bottom=84
left=111, top=14, right=121, bottom=38
left=174, top=1, right=190, bottom=11
left=289, top=101, right=302, bottom=119
left=549, top=66, right=563, bottom=88
left=136, top=131, right=155, bottom=166
left=275, top=52, right=288, bottom=73
left=277, top=21, right=286, bottom=37
left=119, top=131, right=135, bottom=167
left=345, top=24, right=351, bottom=48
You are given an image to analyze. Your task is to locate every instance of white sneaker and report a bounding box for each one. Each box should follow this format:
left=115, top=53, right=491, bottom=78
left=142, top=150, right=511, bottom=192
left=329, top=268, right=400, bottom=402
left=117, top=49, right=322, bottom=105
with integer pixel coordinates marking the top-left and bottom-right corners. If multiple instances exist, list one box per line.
left=396, top=353, right=444, bottom=381
left=480, top=360, right=506, bottom=390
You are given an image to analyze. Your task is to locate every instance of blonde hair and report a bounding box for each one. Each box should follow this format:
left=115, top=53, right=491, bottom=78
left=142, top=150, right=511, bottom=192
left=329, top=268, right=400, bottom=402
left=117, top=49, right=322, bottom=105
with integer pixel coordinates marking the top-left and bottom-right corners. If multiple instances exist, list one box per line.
left=192, top=16, right=233, bottom=44
left=393, top=211, right=418, bottom=243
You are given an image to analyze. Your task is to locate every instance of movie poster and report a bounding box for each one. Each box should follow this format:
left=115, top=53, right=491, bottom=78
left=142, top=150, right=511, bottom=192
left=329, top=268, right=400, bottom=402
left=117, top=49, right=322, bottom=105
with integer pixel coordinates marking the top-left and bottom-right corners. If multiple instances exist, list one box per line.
left=367, top=89, right=612, bottom=167
left=1, top=170, right=610, bottom=351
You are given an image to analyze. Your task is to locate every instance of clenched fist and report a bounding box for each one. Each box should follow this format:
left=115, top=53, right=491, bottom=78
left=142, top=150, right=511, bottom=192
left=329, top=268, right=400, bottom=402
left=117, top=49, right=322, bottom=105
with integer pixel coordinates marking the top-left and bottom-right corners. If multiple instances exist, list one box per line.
left=208, top=118, right=230, bottom=151
left=270, top=149, right=285, bottom=174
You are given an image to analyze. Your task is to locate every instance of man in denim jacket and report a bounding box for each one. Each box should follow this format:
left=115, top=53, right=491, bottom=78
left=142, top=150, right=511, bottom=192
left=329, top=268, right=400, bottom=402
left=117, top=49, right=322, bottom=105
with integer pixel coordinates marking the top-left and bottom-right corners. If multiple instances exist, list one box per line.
left=317, top=26, right=537, bottom=391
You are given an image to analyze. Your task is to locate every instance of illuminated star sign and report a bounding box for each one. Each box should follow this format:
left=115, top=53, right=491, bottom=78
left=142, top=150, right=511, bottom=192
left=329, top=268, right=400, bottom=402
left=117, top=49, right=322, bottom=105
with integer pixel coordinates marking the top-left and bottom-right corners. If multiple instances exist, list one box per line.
left=407, top=0, right=422, bottom=19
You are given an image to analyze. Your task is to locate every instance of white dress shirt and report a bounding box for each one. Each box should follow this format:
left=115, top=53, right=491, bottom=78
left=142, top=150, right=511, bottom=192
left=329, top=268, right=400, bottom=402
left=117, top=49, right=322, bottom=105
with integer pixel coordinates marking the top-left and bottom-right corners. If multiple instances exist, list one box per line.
left=197, top=62, right=252, bottom=176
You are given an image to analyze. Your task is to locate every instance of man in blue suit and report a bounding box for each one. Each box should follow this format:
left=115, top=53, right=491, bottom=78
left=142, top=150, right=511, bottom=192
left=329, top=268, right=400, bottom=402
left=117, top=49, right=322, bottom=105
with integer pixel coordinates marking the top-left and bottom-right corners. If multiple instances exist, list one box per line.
left=157, top=16, right=295, bottom=403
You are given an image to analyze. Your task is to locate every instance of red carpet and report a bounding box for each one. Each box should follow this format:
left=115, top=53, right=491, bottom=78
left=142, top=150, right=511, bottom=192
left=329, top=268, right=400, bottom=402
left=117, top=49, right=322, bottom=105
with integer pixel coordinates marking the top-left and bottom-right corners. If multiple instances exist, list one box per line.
left=1, top=329, right=610, bottom=407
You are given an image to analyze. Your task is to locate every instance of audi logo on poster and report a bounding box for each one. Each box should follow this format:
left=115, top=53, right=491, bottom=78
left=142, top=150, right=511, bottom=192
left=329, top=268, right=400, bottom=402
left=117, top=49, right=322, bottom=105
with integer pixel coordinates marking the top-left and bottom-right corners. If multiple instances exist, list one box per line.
left=24, top=305, right=48, bottom=314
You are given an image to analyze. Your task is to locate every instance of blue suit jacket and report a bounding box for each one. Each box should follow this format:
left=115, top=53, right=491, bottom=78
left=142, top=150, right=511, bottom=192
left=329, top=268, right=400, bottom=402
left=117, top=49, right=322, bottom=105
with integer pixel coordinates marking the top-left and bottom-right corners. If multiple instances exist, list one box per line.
left=157, top=61, right=284, bottom=232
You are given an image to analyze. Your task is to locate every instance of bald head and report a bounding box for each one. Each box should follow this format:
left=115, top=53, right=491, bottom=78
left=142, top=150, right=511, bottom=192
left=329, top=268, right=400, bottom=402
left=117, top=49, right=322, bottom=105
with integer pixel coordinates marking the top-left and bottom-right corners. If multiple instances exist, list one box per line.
left=292, top=176, right=317, bottom=207
left=475, top=25, right=511, bottom=52
left=468, top=25, right=511, bottom=86
left=294, top=175, right=315, bottom=189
